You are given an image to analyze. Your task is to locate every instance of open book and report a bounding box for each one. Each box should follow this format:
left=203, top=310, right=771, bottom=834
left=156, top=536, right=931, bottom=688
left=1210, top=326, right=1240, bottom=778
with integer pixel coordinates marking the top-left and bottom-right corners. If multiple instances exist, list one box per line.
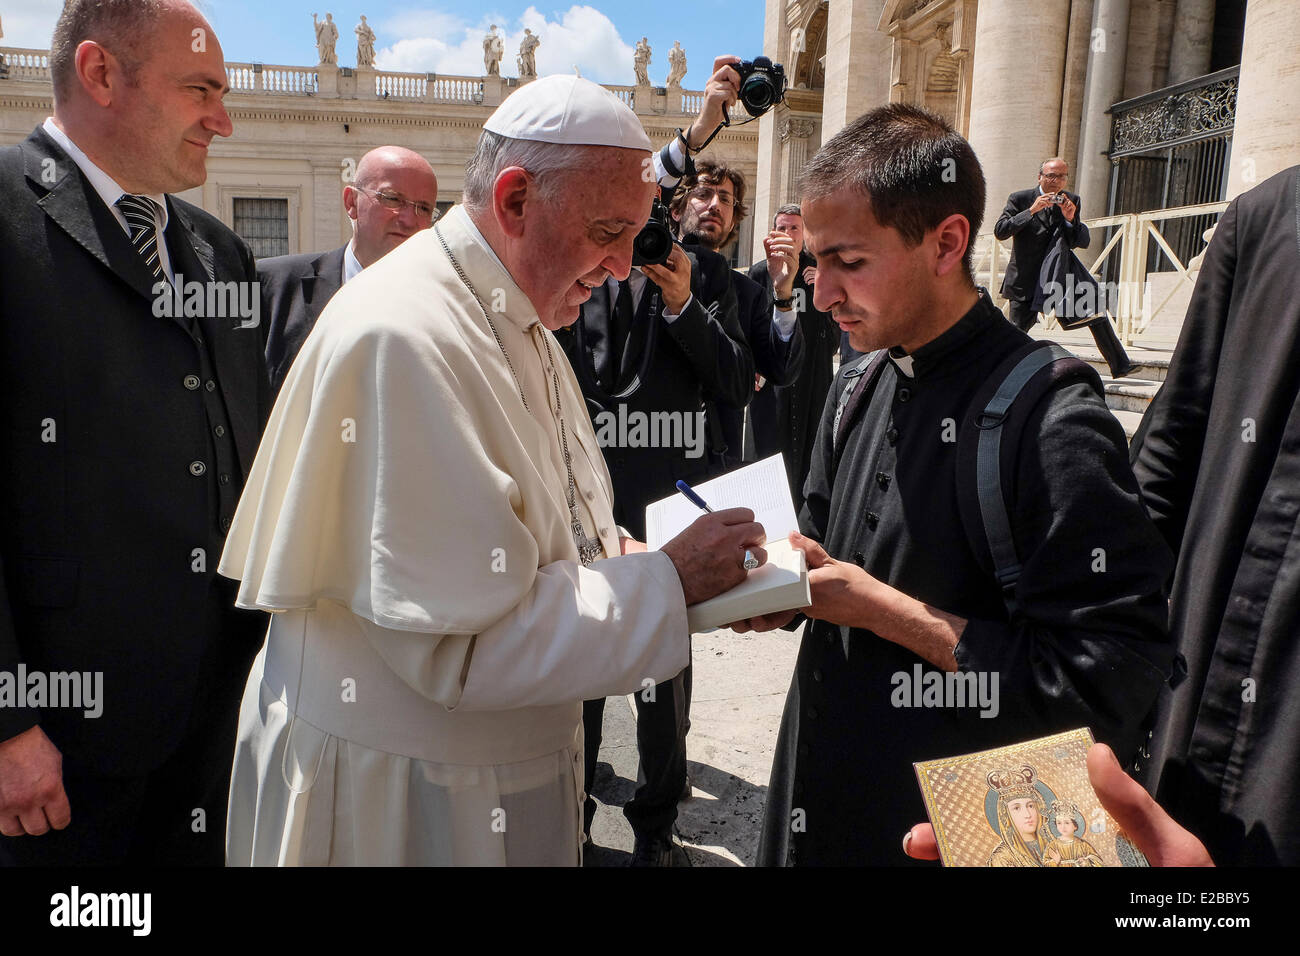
left=645, top=454, right=811, bottom=633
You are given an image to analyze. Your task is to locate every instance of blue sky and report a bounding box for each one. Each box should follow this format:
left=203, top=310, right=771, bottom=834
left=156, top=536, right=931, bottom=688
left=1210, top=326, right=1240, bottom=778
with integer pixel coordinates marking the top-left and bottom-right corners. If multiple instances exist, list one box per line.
left=5, top=1, right=767, bottom=87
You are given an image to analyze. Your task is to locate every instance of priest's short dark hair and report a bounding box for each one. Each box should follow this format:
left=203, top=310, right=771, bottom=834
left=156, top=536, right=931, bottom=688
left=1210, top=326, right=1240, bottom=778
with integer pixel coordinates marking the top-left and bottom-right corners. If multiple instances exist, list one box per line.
left=799, top=103, right=986, bottom=283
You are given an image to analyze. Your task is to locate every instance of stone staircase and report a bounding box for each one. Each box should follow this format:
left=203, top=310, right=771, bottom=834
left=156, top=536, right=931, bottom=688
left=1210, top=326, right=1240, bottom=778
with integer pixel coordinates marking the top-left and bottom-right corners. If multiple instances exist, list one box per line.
left=1024, top=322, right=1179, bottom=442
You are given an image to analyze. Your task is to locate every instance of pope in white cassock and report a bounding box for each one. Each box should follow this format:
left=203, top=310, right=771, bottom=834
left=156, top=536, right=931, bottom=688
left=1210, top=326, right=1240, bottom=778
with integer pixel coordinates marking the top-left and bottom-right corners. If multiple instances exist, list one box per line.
left=218, top=76, right=766, bottom=865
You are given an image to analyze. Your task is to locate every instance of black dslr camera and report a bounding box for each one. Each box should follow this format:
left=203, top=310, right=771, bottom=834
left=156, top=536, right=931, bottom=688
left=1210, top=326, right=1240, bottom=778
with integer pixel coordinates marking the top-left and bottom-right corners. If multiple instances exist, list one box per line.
left=734, top=56, right=787, bottom=117
left=632, top=197, right=675, bottom=267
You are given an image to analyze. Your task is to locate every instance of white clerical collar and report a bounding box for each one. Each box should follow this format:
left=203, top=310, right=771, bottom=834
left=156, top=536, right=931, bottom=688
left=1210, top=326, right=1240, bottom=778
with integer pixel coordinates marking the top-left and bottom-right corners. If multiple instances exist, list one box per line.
left=42, top=117, right=169, bottom=235
left=888, top=347, right=916, bottom=378
left=457, top=209, right=511, bottom=277
left=343, top=239, right=364, bottom=284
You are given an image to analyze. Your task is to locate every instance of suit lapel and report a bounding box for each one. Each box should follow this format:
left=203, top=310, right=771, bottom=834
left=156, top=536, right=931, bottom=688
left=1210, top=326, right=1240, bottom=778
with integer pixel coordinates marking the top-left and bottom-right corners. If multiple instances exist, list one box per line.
left=26, top=130, right=160, bottom=303
left=301, top=247, right=346, bottom=328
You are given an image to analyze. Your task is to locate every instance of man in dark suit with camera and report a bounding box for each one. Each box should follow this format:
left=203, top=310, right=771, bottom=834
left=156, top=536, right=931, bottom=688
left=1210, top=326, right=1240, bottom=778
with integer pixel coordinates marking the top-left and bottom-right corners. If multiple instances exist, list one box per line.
left=260, top=146, right=438, bottom=396
left=995, top=158, right=1134, bottom=378
left=0, top=0, right=269, bottom=865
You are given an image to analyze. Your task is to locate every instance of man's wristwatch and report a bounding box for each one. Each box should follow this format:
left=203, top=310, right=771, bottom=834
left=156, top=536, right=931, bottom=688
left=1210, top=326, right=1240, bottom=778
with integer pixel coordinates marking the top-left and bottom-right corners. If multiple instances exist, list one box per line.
left=774, top=294, right=795, bottom=310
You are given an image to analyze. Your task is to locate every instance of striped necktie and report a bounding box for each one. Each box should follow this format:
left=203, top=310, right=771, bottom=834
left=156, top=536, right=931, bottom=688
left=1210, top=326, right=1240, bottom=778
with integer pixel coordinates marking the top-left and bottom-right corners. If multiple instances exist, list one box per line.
left=116, top=194, right=166, bottom=285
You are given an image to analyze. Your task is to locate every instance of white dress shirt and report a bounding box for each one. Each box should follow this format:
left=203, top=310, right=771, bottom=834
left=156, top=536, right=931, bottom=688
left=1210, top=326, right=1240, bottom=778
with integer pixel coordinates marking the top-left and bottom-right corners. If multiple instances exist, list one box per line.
left=42, top=117, right=175, bottom=283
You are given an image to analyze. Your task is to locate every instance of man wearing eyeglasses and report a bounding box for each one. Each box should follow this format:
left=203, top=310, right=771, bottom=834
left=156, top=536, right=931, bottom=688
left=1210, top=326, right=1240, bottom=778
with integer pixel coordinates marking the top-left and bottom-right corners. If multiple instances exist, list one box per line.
left=995, top=157, right=1134, bottom=379
left=260, top=145, right=439, bottom=394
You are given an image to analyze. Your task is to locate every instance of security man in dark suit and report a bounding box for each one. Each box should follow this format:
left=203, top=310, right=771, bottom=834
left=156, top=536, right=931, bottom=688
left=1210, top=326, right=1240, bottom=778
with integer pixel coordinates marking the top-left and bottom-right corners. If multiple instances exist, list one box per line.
left=261, top=146, right=438, bottom=396
left=0, top=0, right=270, bottom=865
left=995, top=157, right=1134, bottom=378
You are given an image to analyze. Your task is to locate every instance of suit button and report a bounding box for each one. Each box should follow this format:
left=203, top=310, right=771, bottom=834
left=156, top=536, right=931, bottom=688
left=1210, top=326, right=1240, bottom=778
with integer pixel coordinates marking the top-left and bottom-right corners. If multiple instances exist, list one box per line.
left=897, top=387, right=912, bottom=403
left=812, top=669, right=823, bottom=682
left=205, top=380, right=216, bottom=392
left=219, top=473, right=231, bottom=486
left=585, top=490, right=595, bottom=501
left=221, top=515, right=232, bottom=532
left=852, top=551, right=865, bottom=566
left=866, top=512, right=879, bottom=531
left=807, top=707, right=818, bottom=720
left=598, top=527, right=610, bottom=537
left=824, top=632, right=835, bottom=645
left=189, top=461, right=206, bottom=476
left=876, top=472, right=891, bottom=490
left=214, top=424, right=226, bottom=437
left=798, top=742, right=811, bottom=756
left=886, top=427, right=899, bottom=444
left=183, top=374, right=201, bottom=390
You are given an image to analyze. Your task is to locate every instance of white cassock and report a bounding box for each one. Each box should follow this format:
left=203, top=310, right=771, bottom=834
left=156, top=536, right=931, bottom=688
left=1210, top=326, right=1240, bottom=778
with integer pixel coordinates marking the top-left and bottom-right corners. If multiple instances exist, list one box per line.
left=218, top=206, right=691, bottom=865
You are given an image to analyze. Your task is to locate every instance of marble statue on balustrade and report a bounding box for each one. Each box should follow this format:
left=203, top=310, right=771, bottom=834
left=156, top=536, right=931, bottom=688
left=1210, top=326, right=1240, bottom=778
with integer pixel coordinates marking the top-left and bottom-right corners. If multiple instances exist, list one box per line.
left=517, top=29, right=540, bottom=78
left=483, top=25, right=504, bottom=76
left=666, top=42, right=687, bottom=88
left=634, top=37, right=652, bottom=87
left=313, top=12, right=338, bottom=65
left=355, top=15, right=376, bottom=69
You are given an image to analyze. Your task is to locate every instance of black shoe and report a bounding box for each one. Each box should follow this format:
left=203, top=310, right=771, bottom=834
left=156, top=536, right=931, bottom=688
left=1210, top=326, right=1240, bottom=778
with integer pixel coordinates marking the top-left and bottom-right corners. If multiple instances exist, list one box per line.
left=629, top=834, right=677, bottom=867
left=1110, top=362, right=1138, bottom=379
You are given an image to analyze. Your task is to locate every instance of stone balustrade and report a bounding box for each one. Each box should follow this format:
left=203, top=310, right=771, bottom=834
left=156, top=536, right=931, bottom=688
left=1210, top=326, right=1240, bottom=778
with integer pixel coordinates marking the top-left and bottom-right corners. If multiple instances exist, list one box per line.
left=0, top=46, right=702, bottom=115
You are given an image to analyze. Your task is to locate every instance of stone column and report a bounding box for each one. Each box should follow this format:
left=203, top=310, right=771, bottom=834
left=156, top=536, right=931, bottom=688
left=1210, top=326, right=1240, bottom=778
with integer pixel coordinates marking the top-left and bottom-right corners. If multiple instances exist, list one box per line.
left=1077, top=0, right=1131, bottom=237
left=1226, top=0, right=1300, bottom=199
left=819, top=0, right=891, bottom=145
left=966, top=0, right=1071, bottom=238
left=779, top=116, right=817, bottom=201
left=1056, top=0, right=1095, bottom=173
left=1167, top=0, right=1215, bottom=85
left=312, top=161, right=347, bottom=252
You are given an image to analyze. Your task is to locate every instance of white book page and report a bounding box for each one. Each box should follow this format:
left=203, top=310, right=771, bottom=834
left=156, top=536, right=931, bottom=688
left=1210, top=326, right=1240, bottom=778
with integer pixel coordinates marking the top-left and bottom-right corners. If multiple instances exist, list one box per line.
left=645, top=454, right=798, bottom=551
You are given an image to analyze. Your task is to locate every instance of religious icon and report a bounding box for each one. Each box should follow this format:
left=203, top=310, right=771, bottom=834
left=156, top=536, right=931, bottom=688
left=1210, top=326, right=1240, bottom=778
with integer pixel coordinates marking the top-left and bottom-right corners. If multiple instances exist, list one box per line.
left=914, top=727, right=1149, bottom=867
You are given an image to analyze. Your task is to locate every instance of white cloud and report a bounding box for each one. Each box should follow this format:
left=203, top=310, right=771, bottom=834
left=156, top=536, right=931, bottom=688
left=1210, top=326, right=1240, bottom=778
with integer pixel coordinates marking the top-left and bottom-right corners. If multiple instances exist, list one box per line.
left=0, top=0, right=64, bottom=49
left=375, top=5, right=638, bottom=86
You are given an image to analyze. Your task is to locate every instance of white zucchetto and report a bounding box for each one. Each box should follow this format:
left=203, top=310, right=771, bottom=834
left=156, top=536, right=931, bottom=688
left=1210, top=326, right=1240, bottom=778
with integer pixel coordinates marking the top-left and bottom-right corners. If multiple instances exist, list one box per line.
left=483, top=74, right=652, bottom=152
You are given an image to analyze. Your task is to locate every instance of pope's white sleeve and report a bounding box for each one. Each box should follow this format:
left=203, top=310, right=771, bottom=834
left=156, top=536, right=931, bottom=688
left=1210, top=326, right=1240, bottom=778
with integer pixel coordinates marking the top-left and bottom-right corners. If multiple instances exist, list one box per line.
left=353, top=550, right=691, bottom=712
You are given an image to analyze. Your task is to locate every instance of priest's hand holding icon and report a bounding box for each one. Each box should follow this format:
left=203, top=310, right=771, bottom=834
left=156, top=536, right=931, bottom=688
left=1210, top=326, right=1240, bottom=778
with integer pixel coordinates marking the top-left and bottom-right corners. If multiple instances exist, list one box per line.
left=661, top=508, right=766, bottom=607
left=902, top=743, right=1215, bottom=867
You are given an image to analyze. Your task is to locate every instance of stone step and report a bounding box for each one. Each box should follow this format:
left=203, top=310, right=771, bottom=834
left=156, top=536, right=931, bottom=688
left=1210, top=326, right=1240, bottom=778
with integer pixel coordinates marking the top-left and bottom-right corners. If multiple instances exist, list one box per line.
left=1113, top=408, right=1147, bottom=442
left=1105, top=379, right=1162, bottom=414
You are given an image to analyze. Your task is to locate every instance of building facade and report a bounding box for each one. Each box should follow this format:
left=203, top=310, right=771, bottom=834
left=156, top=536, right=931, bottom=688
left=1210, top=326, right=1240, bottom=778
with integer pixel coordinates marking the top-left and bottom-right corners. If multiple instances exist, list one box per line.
left=0, top=47, right=760, bottom=264
left=752, top=0, right=1300, bottom=266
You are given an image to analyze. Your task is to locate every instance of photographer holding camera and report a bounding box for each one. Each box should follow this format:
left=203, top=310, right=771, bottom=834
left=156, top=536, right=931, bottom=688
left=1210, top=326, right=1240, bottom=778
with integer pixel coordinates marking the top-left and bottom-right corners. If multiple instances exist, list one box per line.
left=555, top=56, right=757, bottom=866
left=995, top=157, right=1134, bottom=378
left=669, top=57, right=804, bottom=475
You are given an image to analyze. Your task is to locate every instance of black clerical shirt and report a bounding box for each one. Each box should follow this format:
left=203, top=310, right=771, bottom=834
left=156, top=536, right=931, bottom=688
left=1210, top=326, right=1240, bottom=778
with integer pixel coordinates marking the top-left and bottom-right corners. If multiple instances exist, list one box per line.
left=759, top=292, right=1176, bottom=866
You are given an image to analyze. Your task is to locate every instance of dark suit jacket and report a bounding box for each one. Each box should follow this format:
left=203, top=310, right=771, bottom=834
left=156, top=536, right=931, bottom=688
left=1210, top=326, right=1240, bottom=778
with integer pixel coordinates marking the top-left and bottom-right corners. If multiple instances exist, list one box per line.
left=749, top=251, right=836, bottom=502
left=260, top=245, right=347, bottom=396
left=698, top=249, right=805, bottom=464
left=995, top=187, right=1090, bottom=303
left=556, top=245, right=753, bottom=539
left=0, top=126, right=270, bottom=776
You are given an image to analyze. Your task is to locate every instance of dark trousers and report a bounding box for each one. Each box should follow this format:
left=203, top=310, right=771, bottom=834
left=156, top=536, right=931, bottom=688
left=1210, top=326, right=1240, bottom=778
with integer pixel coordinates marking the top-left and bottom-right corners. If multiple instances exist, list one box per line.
left=1007, top=298, right=1133, bottom=377
left=583, top=663, right=692, bottom=841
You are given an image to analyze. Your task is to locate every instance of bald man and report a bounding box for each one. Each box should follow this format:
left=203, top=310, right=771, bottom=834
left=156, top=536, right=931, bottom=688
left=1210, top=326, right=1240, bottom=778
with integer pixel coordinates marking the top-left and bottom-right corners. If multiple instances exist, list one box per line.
left=261, top=145, right=438, bottom=394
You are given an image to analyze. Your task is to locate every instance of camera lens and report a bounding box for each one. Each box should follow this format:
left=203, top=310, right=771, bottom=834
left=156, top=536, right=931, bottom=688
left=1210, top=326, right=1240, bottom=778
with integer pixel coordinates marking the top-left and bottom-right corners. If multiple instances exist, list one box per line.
left=632, top=222, right=673, bottom=266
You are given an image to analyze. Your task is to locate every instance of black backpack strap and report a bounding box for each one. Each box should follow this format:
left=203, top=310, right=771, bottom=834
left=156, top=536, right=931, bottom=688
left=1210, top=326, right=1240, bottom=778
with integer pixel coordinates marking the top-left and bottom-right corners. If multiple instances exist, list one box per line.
left=958, top=342, right=1099, bottom=620
left=832, top=350, right=888, bottom=463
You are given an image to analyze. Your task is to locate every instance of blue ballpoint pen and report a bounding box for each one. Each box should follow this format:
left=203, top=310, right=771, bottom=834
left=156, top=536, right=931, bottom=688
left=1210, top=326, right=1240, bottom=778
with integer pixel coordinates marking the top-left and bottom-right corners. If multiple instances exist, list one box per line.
left=675, top=480, right=759, bottom=569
